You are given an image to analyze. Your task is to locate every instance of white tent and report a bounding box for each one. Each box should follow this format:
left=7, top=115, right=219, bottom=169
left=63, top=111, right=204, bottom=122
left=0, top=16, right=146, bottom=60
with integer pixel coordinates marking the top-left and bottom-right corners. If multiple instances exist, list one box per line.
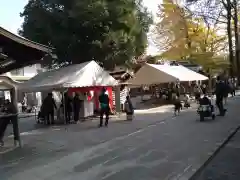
left=127, top=63, right=208, bottom=86
left=18, top=61, right=118, bottom=92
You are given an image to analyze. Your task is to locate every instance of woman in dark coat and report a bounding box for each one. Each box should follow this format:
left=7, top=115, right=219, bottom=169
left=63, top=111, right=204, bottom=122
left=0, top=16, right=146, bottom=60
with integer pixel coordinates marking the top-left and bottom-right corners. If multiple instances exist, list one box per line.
left=223, top=81, right=230, bottom=105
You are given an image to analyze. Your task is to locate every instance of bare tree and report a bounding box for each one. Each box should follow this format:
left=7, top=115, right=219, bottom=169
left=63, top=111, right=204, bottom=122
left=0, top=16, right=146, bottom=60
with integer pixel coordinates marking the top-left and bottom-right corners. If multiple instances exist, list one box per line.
left=221, top=0, right=234, bottom=77
left=186, top=0, right=237, bottom=77
left=233, top=0, right=240, bottom=81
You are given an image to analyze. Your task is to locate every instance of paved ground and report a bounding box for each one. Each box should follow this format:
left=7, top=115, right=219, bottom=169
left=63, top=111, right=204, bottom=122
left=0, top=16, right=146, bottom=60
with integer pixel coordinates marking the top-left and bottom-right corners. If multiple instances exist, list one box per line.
left=5, top=104, right=177, bottom=137
left=192, top=127, right=240, bottom=180
left=5, top=116, right=39, bottom=137
left=0, top=96, right=240, bottom=180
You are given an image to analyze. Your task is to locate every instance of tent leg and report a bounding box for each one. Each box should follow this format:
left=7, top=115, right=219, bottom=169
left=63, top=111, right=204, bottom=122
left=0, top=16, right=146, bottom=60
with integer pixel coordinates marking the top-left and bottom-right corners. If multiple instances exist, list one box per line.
left=62, top=92, right=67, bottom=124
left=11, top=88, right=22, bottom=147
left=115, top=86, right=121, bottom=113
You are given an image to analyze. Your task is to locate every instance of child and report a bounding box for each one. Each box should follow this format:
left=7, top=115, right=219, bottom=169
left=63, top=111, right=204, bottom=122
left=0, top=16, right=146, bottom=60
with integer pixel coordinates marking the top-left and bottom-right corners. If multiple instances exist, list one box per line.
left=183, top=94, right=190, bottom=108
left=124, top=96, right=134, bottom=121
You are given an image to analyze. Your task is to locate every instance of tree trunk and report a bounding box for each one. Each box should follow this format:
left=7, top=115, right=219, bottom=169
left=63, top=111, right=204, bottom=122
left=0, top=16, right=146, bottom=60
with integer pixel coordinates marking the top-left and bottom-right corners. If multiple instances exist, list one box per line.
left=233, top=0, right=240, bottom=82
left=226, top=0, right=234, bottom=77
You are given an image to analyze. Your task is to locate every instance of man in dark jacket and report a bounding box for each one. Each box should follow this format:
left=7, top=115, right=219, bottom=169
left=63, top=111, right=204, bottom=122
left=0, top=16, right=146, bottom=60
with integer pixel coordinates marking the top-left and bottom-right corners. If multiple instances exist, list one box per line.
left=43, top=93, right=57, bottom=125
left=0, top=99, right=19, bottom=146
left=73, top=93, right=81, bottom=123
left=215, top=76, right=227, bottom=116
left=99, top=88, right=110, bottom=127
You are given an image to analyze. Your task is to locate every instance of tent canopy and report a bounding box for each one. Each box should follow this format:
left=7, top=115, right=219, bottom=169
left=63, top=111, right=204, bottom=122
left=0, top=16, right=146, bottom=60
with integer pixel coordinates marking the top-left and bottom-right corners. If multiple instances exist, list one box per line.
left=127, top=63, right=208, bottom=86
left=18, top=61, right=118, bottom=92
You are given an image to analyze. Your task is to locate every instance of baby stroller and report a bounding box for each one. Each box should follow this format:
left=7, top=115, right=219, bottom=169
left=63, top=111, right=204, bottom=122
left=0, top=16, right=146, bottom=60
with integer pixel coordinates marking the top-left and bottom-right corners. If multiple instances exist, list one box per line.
left=124, top=96, right=134, bottom=121
left=37, top=104, right=45, bottom=124
left=37, top=111, right=45, bottom=124
left=197, top=95, right=215, bottom=121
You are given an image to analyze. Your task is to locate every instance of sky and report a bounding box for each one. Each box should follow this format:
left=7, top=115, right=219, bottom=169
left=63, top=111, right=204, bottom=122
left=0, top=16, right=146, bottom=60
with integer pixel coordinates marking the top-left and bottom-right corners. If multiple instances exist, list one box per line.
left=0, top=0, right=28, bottom=34
left=0, top=0, right=160, bottom=54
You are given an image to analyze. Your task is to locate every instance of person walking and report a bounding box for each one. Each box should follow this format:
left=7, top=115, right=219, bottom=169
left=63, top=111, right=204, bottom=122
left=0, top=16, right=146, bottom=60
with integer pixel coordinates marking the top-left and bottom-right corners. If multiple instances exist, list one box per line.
left=194, top=84, right=202, bottom=103
left=215, top=76, right=226, bottom=116
left=21, top=96, right=27, bottom=112
left=201, top=84, right=207, bottom=95
left=230, top=79, right=236, bottom=96
left=73, top=93, right=81, bottom=123
left=234, top=79, right=237, bottom=95
left=98, top=88, right=110, bottom=127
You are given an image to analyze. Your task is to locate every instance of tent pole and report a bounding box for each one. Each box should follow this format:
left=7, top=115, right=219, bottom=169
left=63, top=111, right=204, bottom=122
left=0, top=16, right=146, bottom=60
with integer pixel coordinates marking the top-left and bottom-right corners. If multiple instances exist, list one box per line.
left=62, top=89, right=68, bottom=124
left=114, top=86, right=121, bottom=113
left=63, top=92, right=66, bottom=124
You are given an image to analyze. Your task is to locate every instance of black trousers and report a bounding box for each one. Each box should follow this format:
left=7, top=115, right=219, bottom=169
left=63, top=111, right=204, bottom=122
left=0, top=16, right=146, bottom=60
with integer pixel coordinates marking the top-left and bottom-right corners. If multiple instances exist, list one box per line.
left=74, top=109, right=79, bottom=122
left=65, top=109, right=71, bottom=123
left=216, top=96, right=224, bottom=114
left=100, top=108, right=110, bottom=126
left=0, top=115, right=19, bottom=141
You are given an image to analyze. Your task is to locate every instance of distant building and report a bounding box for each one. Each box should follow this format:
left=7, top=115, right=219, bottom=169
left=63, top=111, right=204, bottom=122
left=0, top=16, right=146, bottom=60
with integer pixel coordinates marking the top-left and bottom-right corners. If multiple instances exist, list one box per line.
left=134, top=55, right=203, bottom=72
left=3, top=63, right=44, bottom=82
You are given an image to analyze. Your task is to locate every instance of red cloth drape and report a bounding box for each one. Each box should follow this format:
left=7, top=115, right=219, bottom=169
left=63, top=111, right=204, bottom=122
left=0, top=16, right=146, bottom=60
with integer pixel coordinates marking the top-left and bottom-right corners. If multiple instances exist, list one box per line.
left=107, top=87, right=113, bottom=109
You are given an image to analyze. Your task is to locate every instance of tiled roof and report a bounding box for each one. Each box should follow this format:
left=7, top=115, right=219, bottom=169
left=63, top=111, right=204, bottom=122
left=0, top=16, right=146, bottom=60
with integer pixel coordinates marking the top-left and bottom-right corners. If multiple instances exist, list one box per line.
left=0, top=27, right=53, bottom=53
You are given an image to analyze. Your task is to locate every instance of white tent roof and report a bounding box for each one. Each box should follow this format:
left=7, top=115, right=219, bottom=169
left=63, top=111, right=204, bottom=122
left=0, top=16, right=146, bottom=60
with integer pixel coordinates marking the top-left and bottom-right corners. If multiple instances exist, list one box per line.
left=18, top=61, right=118, bottom=92
left=127, top=63, right=208, bottom=86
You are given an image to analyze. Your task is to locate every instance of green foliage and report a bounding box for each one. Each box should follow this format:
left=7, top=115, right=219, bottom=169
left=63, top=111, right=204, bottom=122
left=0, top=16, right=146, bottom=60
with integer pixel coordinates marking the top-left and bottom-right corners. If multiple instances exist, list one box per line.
left=19, top=0, right=152, bottom=69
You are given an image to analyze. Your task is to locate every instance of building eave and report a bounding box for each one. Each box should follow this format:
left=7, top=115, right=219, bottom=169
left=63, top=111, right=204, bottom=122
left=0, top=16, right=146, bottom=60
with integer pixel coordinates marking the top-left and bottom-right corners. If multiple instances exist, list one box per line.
left=0, top=27, right=53, bottom=53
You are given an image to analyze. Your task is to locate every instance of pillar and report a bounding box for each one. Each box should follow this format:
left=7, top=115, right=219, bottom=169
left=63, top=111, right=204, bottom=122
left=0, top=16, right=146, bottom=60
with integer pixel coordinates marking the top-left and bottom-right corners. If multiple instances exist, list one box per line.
left=11, top=88, right=18, bottom=111
left=10, top=87, right=22, bottom=147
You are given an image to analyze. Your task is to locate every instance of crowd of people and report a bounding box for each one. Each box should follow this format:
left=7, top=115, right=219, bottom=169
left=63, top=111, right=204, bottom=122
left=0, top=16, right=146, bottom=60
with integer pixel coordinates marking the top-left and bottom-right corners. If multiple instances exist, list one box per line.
left=1, top=77, right=237, bottom=147
left=34, top=76, right=239, bottom=126
left=38, top=92, right=82, bottom=125
left=214, top=76, right=235, bottom=116
left=37, top=88, right=132, bottom=127
left=0, top=75, right=237, bottom=148
left=171, top=76, right=237, bottom=116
